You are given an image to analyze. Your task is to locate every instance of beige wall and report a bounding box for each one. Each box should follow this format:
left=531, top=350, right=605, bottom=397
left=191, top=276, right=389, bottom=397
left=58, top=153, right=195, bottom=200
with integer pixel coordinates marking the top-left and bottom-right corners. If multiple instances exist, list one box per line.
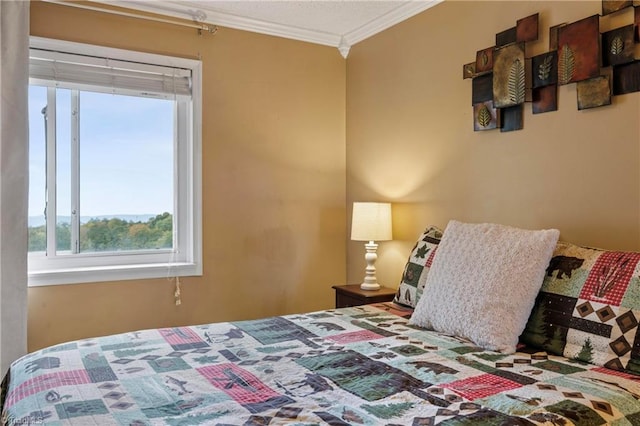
left=28, top=0, right=640, bottom=351
left=28, top=2, right=347, bottom=351
left=346, top=1, right=640, bottom=287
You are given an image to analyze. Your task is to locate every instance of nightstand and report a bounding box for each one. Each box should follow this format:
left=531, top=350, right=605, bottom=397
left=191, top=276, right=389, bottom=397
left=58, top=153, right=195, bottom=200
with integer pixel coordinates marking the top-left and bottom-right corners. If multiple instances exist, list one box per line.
left=332, top=284, right=397, bottom=308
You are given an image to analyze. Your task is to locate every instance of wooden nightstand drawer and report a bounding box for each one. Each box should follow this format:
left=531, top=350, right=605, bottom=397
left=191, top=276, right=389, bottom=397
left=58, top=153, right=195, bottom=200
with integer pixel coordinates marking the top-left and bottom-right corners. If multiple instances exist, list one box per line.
left=332, top=284, right=396, bottom=308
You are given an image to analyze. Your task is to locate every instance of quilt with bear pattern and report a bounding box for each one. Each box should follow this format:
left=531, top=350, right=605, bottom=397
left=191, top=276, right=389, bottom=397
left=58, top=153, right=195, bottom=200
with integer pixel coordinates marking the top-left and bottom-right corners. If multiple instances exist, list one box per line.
left=3, top=303, right=640, bottom=425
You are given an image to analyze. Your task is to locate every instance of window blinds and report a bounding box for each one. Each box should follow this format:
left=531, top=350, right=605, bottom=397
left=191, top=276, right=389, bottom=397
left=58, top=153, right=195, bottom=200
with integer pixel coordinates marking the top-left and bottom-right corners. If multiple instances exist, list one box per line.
left=29, top=48, right=192, bottom=99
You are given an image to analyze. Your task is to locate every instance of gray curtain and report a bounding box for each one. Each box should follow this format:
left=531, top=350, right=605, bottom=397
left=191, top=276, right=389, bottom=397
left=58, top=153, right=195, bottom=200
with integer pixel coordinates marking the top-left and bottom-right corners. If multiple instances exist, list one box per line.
left=0, top=0, right=29, bottom=375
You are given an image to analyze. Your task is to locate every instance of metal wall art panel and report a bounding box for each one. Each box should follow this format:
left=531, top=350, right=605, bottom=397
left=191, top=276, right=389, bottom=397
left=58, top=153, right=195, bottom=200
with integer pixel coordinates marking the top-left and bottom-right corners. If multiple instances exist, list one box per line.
left=635, top=6, right=639, bottom=42
left=500, top=104, right=524, bottom=132
left=577, top=76, right=611, bottom=110
left=549, top=23, right=566, bottom=51
left=532, top=51, right=558, bottom=88
left=463, top=62, right=476, bottom=79
left=496, top=27, right=517, bottom=47
left=472, top=73, right=494, bottom=104
left=602, top=25, right=635, bottom=67
left=613, top=60, right=640, bottom=95
left=602, top=0, right=633, bottom=16
left=493, top=42, right=526, bottom=108
left=474, top=101, right=500, bottom=131
left=557, top=15, right=600, bottom=85
left=532, top=85, right=558, bottom=114
left=475, top=47, right=494, bottom=75
left=517, top=13, right=539, bottom=42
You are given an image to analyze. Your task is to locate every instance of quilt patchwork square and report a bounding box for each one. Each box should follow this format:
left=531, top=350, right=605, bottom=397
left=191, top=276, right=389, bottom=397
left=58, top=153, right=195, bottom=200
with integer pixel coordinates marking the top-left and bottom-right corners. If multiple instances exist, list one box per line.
left=442, top=373, right=522, bottom=400
left=55, top=399, right=109, bottom=419
left=579, top=251, right=640, bottom=306
left=327, top=330, right=384, bottom=344
left=197, top=363, right=294, bottom=413
left=546, top=399, right=607, bottom=425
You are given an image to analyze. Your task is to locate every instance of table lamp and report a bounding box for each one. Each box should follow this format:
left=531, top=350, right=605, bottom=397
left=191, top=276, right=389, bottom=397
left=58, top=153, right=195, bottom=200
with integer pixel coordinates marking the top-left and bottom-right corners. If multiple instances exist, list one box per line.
left=350, top=202, right=392, bottom=290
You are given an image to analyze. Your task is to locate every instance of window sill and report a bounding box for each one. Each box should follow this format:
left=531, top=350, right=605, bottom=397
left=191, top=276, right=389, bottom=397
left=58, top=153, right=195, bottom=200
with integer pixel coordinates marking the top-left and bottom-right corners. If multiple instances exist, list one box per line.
left=28, top=262, right=202, bottom=287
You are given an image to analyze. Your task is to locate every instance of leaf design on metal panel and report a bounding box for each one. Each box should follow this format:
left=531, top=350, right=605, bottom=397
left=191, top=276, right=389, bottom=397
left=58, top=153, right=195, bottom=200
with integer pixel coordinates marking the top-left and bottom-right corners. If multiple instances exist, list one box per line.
left=558, top=44, right=575, bottom=85
left=508, top=58, right=525, bottom=104
left=610, top=35, right=624, bottom=55
left=538, top=55, right=553, bottom=81
left=480, top=51, right=489, bottom=67
left=465, top=64, right=474, bottom=76
left=477, top=105, right=492, bottom=127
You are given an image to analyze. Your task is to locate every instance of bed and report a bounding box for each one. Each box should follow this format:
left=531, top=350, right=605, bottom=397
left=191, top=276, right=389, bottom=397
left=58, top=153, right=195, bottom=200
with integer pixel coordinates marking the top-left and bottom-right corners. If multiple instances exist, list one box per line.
left=4, top=221, right=640, bottom=425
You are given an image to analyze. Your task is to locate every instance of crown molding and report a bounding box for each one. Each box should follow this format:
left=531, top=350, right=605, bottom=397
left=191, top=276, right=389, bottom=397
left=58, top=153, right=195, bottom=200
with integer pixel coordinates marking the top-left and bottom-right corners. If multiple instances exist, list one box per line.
left=99, top=0, right=341, bottom=46
left=200, top=12, right=343, bottom=47
left=91, top=0, right=443, bottom=58
left=343, top=0, right=443, bottom=46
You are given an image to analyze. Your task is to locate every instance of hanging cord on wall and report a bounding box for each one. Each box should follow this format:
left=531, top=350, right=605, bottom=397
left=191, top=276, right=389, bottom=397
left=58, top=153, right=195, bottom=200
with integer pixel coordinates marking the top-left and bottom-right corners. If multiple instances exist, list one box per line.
left=167, top=246, right=182, bottom=306
left=167, top=272, right=182, bottom=306
left=174, top=277, right=182, bottom=306
left=42, top=0, right=218, bottom=35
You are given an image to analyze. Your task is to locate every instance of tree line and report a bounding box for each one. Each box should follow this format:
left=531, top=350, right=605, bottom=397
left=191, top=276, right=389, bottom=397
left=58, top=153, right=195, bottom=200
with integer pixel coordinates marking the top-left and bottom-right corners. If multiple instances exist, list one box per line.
left=28, top=212, right=172, bottom=252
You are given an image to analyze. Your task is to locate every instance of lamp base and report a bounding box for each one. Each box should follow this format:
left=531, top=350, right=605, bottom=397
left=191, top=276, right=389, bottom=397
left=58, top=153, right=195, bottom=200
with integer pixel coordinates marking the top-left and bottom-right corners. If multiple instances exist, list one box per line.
left=360, top=282, right=381, bottom=291
left=359, top=241, right=381, bottom=291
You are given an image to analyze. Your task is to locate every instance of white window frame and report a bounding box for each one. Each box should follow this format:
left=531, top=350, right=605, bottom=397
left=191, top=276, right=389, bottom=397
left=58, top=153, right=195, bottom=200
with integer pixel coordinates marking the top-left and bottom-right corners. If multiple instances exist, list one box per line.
left=27, top=37, right=202, bottom=286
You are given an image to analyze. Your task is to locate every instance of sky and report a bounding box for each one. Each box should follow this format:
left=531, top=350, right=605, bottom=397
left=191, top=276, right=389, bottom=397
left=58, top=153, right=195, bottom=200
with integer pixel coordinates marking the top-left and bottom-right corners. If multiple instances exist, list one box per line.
left=28, top=86, right=174, bottom=219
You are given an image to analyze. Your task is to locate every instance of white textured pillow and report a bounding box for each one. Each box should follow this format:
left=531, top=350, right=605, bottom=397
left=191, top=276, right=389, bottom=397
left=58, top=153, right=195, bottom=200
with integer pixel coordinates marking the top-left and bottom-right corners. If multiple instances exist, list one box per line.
left=409, top=220, right=560, bottom=353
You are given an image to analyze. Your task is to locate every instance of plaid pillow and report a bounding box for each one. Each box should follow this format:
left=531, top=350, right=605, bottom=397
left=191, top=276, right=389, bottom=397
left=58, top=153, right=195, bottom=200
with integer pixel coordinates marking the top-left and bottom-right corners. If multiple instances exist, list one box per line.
left=393, top=226, right=442, bottom=308
left=521, top=241, right=640, bottom=374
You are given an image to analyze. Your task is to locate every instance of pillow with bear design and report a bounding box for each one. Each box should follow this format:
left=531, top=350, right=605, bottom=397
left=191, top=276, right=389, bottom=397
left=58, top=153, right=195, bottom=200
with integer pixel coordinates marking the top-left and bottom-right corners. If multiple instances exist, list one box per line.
left=521, top=241, right=640, bottom=375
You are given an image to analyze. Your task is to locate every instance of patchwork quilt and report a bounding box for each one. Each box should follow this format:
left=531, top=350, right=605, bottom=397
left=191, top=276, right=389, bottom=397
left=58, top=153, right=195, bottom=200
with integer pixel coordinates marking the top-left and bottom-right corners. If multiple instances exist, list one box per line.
left=3, top=303, right=640, bottom=425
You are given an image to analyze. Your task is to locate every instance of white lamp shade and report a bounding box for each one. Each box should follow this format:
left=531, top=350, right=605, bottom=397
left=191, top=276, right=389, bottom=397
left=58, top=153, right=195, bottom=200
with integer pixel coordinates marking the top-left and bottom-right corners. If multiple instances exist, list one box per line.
left=350, top=202, right=392, bottom=242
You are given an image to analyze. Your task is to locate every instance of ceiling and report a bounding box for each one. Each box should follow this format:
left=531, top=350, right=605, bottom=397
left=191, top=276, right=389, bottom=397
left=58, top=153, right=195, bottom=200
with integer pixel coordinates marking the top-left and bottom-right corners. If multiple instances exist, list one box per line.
left=99, top=0, right=443, bottom=57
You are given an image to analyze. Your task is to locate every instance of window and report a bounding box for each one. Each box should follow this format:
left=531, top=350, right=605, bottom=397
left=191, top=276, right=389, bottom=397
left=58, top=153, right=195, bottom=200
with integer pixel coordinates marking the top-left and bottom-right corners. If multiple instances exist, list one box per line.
left=28, top=37, right=202, bottom=286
